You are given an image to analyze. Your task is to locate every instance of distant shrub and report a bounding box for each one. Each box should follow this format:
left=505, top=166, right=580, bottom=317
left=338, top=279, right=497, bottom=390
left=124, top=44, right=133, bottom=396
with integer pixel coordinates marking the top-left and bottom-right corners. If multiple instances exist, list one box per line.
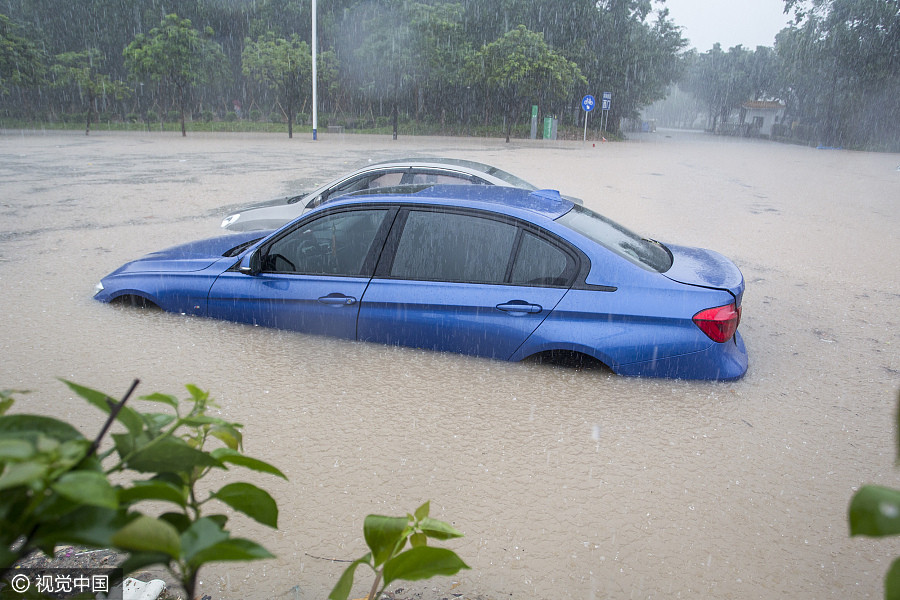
left=249, top=109, right=262, bottom=122
left=225, top=111, right=239, bottom=122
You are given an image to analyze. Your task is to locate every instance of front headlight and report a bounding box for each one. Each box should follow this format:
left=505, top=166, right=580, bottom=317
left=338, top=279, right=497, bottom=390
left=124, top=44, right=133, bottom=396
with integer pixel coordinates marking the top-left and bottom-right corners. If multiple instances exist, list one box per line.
left=94, top=281, right=104, bottom=295
left=221, top=214, right=241, bottom=228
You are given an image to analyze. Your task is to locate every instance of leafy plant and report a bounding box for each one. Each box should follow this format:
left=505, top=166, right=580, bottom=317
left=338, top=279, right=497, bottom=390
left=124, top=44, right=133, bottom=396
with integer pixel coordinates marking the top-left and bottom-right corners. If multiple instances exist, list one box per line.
left=849, top=390, right=900, bottom=599
left=0, top=379, right=285, bottom=598
left=329, top=501, right=469, bottom=600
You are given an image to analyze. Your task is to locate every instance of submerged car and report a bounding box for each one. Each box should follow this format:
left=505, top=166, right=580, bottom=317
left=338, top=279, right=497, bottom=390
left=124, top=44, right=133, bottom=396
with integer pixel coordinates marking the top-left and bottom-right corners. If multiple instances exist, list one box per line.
left=219, top=157, right=542, bottom=231
left=96, top=185, right=748, bottom=380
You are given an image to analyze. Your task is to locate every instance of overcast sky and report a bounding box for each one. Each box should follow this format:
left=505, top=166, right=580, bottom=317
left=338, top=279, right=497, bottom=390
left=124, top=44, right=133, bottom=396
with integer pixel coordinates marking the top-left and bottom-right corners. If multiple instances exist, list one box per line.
left=660, top=0, right=794, bottom=52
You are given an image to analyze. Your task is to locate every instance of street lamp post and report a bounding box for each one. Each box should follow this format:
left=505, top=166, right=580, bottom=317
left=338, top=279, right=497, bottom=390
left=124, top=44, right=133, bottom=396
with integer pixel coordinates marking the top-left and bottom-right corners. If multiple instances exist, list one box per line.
left=311, top=0, right=318, bottom=140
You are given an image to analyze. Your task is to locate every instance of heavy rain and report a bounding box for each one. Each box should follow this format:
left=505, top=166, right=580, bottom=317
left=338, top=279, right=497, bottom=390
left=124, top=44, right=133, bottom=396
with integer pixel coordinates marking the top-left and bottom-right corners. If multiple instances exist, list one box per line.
left=2, top=1, right=900, bottom=599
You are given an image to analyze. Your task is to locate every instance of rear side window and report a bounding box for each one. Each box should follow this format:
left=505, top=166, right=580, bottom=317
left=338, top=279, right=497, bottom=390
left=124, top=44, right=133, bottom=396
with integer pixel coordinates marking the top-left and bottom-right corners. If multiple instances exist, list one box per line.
left=510, top=232, right=573, bottom=286
left=390, top=211, right=517, bottom=283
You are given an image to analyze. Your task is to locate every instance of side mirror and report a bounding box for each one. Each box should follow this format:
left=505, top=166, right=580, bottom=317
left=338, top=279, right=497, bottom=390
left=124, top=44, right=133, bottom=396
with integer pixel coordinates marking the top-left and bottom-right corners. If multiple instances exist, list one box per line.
left=239, top=249, right=261, bottom=275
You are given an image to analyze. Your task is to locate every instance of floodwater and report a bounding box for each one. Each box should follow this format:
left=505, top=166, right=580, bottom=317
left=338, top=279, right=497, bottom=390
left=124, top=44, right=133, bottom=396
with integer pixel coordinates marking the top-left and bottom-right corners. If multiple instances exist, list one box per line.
left=1, top=129, right=898, bottom=600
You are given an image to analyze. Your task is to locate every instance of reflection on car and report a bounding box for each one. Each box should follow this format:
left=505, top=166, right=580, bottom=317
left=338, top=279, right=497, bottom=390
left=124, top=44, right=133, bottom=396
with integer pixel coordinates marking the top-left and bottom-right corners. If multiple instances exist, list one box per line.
left=97, top=185, right=748, bottom=380
left=219, top=157, right=548, bottom=231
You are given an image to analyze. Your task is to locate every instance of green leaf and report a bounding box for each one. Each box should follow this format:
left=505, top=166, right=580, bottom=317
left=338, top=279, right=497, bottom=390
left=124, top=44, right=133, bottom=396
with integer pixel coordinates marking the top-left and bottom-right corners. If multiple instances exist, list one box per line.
left=61, top=380, right=144, bottom=437
left=123, top=436, right=223, bottom=473
left=888, top=557, right=900, bottom=600
left=419, top=517, right=464, bottom=540
left=364, top=514, right=409, bottom=567
left=410, top=532, right=427, bottom=548
left=119, top=479, right=187, bottom=508
left=328, top=555, right=372, bottom=600
left=211, top=482, right=278, bottom=528
left=188, top=538, right=274, bottom=568
left=139, top=392, right=180, bottom=410
left=208, top=424, right=242, bottom=450
left=51, top=470, right=118, bottom=509
left=210, top=448, right=287, bottom=479
left=0, top=414, right=84, bottom=443
left=850, top=485, right=900, bottom=537
left=414, top=501, right=430, bottom=521
left=111, top=515, right=181, bottom=558
left=0, top=438, right=34, bottom=461
left=181, top=517, right=229, bottom=563
left=382, top=546, right=470, bottom=585
left=0, top=461, right=47, bottom=490
left=32, top=505, right=128, bottom=549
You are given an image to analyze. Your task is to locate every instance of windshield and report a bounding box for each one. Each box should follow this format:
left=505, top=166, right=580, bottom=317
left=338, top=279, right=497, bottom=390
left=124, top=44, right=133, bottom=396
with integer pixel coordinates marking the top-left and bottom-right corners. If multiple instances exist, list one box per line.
left=556, top=204, right=672, bottom=272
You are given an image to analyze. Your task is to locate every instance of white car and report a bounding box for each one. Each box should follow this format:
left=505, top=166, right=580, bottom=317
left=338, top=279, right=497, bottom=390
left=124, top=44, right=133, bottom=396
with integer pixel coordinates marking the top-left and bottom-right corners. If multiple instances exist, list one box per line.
left=220, top=158, right=542, bottom=231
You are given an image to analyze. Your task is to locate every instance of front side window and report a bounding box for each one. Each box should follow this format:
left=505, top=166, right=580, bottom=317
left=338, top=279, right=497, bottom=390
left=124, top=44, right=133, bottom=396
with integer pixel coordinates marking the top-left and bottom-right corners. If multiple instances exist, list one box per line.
left=263, top=209, right=388, bottom=276
left=390, top=211, right=518, bottom=283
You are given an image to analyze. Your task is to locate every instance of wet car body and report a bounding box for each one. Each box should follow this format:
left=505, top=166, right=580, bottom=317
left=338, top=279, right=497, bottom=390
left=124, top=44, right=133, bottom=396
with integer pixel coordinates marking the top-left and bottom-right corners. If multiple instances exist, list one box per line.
left=96, top=185, right=747, bottom=380
left=219, top=157, right=543, bottom=231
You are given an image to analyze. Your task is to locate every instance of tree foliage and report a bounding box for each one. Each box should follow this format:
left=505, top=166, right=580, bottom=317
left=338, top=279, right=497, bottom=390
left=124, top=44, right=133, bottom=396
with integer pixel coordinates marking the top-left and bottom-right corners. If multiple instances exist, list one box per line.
left=473, top=25, right=585, bottom=141
left=776, top=0, right=900, bottom=148
left=5, top=0, right=897, bottom=148
left=51, top=48, right=131, bottom=135
left=0, top=13, right=44, bottom=95
left=244, top=33, right=313, bottom=137
left=681, top=44, right=779, bottom=131
left=123, top=14, right=228, bottom=136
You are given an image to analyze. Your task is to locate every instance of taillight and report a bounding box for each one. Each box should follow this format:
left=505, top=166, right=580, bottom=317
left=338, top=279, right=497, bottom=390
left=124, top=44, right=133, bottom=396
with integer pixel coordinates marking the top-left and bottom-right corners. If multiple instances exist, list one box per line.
left=693, top=303, right=741, bottom=343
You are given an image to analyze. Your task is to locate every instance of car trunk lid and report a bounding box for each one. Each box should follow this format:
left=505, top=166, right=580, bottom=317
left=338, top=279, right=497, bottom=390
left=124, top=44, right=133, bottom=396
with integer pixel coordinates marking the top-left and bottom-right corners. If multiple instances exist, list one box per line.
left=662, top=244, right=745, bottom=304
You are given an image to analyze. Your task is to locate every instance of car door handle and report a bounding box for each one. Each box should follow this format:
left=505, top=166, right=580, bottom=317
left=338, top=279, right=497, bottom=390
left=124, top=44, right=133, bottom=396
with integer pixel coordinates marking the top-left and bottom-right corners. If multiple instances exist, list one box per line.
left=318, top=293, right=357, bottom=306
left=496, top=301, right=542, bottom=314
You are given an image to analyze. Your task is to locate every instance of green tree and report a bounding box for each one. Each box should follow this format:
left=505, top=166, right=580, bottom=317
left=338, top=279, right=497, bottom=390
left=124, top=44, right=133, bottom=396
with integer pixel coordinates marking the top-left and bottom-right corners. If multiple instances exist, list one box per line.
left=779, top=0, right=900, bottom=149
left=123, top=13, right=228, bottom=137
left=574, top=0, right=687, bottom=134
left=243, top=32, right=312, bottom=138
left=0, top=13, right=45, bottom=95
left=682, top=44, right=758, bottom=131
left=51, top=48, right=130, bottom=135
left=473, top=25, right=586, bottom=142
left=336, top=0, right=417, bottom=139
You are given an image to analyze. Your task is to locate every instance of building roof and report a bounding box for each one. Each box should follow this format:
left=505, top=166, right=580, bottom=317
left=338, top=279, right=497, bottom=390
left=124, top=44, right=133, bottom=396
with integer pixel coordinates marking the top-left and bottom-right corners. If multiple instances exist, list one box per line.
left=742, top=101, right=786, bottom=110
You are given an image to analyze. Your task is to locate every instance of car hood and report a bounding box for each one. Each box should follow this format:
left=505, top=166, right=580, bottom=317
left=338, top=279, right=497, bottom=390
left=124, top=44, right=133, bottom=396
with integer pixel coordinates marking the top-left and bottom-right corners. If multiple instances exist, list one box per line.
left=114, top=231, right=267, bottom=274
left=663, top=244, right=744, bottom=302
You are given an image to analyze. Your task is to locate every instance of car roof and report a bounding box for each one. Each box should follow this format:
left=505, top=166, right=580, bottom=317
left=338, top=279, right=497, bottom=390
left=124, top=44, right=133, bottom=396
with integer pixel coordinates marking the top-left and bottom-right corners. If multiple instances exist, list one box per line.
left=368, top=157, right=499, bottom=172
left=322, top=184, right=574, bottom=221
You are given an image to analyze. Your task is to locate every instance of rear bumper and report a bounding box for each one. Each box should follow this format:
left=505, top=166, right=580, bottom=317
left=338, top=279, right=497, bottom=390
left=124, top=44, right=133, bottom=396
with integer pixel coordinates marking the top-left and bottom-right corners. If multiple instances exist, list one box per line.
left=614, top=331, right=748, bottom=381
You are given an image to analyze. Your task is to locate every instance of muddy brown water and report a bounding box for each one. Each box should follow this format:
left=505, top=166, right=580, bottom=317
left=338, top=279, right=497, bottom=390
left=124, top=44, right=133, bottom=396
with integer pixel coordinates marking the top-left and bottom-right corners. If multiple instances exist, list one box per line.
left=1, top=129, right=898, bottom=599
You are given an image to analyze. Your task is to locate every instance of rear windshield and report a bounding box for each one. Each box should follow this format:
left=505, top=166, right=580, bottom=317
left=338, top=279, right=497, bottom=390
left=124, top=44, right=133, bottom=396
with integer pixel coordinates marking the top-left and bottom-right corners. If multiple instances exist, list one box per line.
left=556, top=204, right=672, bottom=272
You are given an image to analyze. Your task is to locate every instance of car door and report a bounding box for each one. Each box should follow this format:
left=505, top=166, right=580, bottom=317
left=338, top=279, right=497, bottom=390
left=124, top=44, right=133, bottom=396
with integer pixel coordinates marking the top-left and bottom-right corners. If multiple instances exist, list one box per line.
left=356, top=208, right=576, bottom=359
left=207, top=207, right=393, bottom=339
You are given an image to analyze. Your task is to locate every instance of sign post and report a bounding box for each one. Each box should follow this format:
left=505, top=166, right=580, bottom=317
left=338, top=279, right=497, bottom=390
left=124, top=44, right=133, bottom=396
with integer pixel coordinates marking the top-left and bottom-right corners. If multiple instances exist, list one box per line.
left=601, top=91, right=612, bottom=135
left=581, top=94, right=595, bottom=142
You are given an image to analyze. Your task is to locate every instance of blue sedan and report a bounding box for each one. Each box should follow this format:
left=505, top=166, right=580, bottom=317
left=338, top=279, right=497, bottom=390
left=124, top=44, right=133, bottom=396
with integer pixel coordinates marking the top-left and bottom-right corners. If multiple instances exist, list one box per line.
left=94, top=185, right=747, bottom=380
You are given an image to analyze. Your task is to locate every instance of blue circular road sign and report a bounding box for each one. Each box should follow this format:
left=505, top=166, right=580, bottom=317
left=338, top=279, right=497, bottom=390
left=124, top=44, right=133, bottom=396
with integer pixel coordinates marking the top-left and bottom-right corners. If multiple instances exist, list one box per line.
left=582, top=95, right=595, bottom=112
